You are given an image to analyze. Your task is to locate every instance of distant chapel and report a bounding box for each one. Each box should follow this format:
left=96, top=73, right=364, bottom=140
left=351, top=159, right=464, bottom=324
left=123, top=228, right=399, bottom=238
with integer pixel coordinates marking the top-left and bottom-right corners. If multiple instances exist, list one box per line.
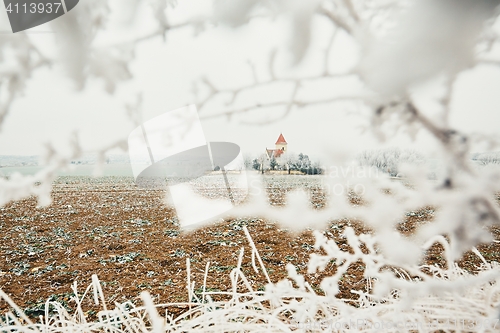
left=265, top=133, right=287, bottom=159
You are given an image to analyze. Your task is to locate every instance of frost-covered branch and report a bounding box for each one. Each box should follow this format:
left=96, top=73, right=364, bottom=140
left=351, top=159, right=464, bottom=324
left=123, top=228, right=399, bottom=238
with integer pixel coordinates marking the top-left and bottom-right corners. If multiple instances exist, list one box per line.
left=2, top=0, right=500, bottom=328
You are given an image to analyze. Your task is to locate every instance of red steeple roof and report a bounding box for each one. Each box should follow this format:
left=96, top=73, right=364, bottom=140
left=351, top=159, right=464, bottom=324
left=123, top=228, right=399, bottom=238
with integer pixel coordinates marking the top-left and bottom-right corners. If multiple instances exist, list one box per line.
left=275, top=133, right=287, bottom=144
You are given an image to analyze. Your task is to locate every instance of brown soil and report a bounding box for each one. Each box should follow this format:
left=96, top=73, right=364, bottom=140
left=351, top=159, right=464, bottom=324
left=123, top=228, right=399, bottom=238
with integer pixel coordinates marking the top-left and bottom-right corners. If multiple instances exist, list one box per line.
left=0, top=177, right=499, bottom=320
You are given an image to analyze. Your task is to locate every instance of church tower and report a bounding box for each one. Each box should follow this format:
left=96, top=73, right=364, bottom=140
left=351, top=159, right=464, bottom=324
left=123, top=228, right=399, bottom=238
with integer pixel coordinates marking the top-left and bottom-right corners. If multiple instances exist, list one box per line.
left=275, top=133, right=287, bottom=152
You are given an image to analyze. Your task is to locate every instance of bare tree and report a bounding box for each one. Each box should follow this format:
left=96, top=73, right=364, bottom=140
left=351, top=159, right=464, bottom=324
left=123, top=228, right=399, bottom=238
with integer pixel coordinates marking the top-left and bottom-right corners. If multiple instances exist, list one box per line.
left=358, top=147, right=425, bottom=177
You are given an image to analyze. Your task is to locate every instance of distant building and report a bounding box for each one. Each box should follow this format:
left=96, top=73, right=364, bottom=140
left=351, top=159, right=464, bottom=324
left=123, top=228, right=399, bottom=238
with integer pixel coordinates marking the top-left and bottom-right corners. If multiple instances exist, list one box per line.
left=265, top=133, right=287, bottom=159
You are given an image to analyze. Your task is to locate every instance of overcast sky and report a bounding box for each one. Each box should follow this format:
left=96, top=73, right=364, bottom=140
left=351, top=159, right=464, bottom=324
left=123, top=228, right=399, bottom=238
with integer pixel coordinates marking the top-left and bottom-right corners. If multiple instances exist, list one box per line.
left=1, top=1, right=500, bottom=162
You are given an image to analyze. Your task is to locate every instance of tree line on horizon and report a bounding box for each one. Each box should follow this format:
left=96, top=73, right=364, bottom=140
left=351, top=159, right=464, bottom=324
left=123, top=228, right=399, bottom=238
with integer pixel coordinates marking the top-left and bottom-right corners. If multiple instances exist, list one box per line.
left=244, top=153, right=323, bottom=175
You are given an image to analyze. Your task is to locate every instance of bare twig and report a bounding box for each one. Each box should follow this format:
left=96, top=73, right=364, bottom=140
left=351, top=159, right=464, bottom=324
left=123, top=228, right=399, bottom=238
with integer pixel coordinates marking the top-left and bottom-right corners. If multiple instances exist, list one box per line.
left=199, top=95, right=365, bottom=123
left=323, top=28, right=338, bottom=76
left=319, top=6, right=353, bottom=34
left=342, top=0, right=360, bottom=22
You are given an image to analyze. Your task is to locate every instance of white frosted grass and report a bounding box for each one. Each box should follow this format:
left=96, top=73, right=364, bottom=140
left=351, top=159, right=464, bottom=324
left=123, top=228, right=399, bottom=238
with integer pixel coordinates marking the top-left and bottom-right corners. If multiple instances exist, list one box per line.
left=2, top=0, right=500, bottom=330
left=1, top=229, right=500, bottom=333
